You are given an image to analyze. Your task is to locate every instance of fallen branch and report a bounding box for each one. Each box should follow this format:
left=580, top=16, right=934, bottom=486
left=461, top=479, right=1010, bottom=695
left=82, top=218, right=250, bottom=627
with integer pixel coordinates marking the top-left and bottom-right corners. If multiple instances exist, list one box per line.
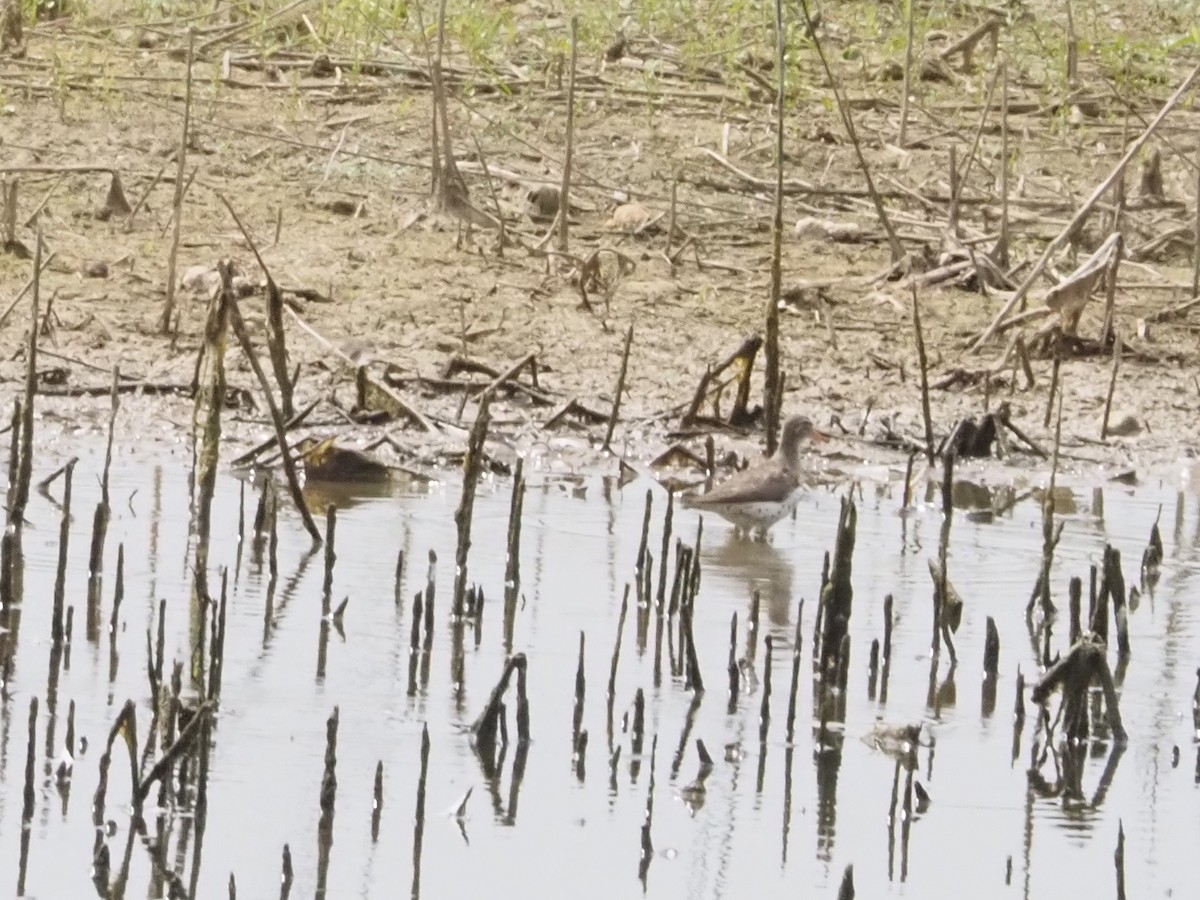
left=971, top=63, right=1200, bottom=349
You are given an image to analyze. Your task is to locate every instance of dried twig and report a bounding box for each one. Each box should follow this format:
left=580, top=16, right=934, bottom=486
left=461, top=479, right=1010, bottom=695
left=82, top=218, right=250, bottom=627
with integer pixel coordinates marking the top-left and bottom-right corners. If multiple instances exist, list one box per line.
left=972, top=63, right=1200, bottom=349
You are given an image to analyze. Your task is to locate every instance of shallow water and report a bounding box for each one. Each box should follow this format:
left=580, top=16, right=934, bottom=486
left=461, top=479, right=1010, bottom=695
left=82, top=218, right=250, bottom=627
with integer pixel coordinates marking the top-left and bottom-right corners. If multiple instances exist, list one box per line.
left=1, top=443, right=1198, bottom=899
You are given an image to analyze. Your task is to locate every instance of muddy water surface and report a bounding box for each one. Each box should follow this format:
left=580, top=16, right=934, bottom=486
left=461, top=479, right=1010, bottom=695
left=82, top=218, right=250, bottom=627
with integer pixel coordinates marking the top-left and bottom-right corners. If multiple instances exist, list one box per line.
left=2, top=445, right=1199, bottom=899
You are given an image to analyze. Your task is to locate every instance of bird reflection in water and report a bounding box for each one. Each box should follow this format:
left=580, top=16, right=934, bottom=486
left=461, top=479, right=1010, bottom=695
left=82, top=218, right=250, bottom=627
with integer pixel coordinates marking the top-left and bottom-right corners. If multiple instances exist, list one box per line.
left=709, top=531, right=796, bottom=628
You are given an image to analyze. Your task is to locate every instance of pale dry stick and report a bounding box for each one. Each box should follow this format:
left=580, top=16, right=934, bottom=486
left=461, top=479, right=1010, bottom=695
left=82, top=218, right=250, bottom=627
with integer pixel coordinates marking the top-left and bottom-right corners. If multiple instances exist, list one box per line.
left=229, top=400, right=319, bottom=468
left=1100, top=335, right=1122, bottom=440
left=160, top=27, right=197, bottom=335
left=1193, top=141, right=1200, bottom=297
left=10, top=224, right=40, bottom=522
left=898, top=0, right=916, bottom=147
left=815, top=288, right=838, bottom=348
left=124, top=159, right=170, bottom=232
left=797, top=0, right=904, bottom=264
left=948, top=146, right=959, bottom=236
left=1043, top=356, right=1060, bottom=429
left=216, top=192, right=294, bottom=417
left=196, top=0, right=312, bottom=54
left=1100, top=233, right=1123, bottom=347
left=156, top=166, right=197, bottom=239
left=87, top=366, right=120, bottom=582
left=227, top=291, right=322, bottom=545
left=409, top=0, right=438, bottom=195
left=20, top=174, right=63, bottom=228
left=473, top=352, right=537, bottom=404
left=603, top=324, right=633, bottom=452
left=468, top=130, right=507, bottom=255
left=938, top=19, right=1002, bottom=64
left=971, top=63, right=1200, bottom=349
left=764, top=0, right=786, bottom=456
left=1110, top=86, right=1131, bottom=238
left=557, top=16, right=579, bottom=254
left=1064, top=0, right=1078, bottom=84
left=430, top=0, right=462, bottom=212
left=314, top=123, right=350, bottom=195
left=952, top=65, right=1001, bottom=218
left=2, top=179, right=14, bottom=245
left=280, top=304, right=438, bottom=433
left=997, top=58, right=1010, bottom=269
left=472, top=355, right=540, bottom=405
left=0, top=165, right=119, bottom=176
left=0, top=251, right=54, bottom=329
left=665, top=176, right=678, bottom=260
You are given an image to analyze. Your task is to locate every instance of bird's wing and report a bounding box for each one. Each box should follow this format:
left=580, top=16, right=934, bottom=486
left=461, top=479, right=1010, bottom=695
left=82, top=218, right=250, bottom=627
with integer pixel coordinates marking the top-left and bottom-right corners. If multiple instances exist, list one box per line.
left=683, top=466, right=798, bottom=507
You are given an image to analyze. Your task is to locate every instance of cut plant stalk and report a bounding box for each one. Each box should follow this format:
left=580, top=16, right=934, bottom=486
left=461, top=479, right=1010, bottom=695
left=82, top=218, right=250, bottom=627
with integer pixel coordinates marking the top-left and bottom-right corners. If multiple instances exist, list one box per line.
left=314, top=707, right=339, bottom=898
left=636, top=734, right=658, bottom=888
left=785, top=598, right=804, bottom=743
left=557, top=16, right=578, bottom=254
left=453, top=398, right=490, bottom=618
left=1100, top=335, right=1123, bottom=440
left=224, top=270, right=321, bottom=544
left=764, top=0, right=787, bottom=454
left=972, top=63, right=1200, bottom=349
left=503, top=458, right=525, bottom=651
left=11, top=226, right=41, bottom=524
left=603, top=324, right=633, bottom=452
left=759, top=635, right=773, bottom=744
left=572, top=631, right=586, bottom=752
left=216, top=193, right=295, bottom=419
left=996, top=58, right=1010, bottom=268
left=912, top=286, right=935, bottom=461
left=49, top=458, right=75, bottom=648
left=371, top=761, right=384, bottom=843
left=160, top=27, right=196, bottom=334
left=606, top=585, right=629, bottom=751
left=86, top=366, right=120, bottom=642
left=412, top=724, right=432, bottom=900
left=798, top=0, right=904, bottom=263
left=898, top=0, right=915, bottom=147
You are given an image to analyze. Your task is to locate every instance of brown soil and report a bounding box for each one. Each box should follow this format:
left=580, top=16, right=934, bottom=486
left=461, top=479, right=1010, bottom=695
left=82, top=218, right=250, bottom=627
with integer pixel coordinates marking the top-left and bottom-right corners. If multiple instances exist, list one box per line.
left=3, top=3, right=1200, bottom=478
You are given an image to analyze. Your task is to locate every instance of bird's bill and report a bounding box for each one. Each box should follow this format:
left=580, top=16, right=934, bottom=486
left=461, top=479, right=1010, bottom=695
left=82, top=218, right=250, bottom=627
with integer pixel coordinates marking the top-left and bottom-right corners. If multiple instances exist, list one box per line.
left=809, top=429, right=830, bottom=444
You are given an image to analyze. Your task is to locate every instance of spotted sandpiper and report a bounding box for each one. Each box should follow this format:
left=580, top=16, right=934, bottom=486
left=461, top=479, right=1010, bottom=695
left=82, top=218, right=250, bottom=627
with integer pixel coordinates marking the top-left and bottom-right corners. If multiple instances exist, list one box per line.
left=681, top=416, right=824, bottom=537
